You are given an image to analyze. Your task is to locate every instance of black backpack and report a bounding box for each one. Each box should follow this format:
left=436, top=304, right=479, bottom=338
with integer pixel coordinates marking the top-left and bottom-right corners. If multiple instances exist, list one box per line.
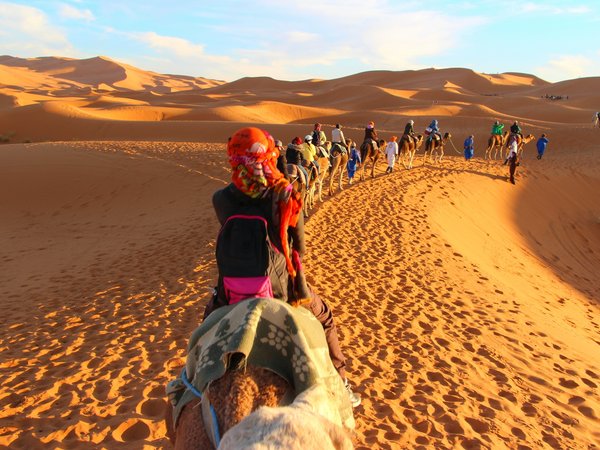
left=215, top=206, right=289, bottom=304
left=312, top=130, right=321, bottom=147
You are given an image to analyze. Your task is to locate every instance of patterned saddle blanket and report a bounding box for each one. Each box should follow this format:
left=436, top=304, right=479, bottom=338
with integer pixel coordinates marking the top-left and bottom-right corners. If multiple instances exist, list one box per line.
left=168, top=297, right=355, bottom=431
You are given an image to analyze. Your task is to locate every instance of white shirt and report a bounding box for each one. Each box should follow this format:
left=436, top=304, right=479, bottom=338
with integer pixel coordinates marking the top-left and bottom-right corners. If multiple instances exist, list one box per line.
left=385, top=141, right=398, bottom=157
left=332, top=128, right=345, bottom=143
left=508, top=140, right=518, bottom=157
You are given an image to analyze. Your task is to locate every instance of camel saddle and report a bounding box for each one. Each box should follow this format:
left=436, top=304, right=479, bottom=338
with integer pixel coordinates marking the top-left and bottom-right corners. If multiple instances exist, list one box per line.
left=167, top=298, right=355, bottom=433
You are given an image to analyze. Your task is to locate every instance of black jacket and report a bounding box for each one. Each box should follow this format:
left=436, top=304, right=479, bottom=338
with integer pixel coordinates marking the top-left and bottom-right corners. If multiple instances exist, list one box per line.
left=285, top=143, right=304, bottom=165
left=363, top=127, right=378, bottom=142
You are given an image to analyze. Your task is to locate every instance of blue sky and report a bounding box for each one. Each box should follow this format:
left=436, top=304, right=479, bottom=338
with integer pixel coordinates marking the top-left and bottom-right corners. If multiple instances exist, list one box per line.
left=1, top=0, right=598, bottom=82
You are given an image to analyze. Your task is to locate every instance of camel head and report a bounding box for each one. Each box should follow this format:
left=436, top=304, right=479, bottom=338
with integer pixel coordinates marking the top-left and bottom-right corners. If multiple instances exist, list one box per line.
left=415, top=134, right=424, bottom=148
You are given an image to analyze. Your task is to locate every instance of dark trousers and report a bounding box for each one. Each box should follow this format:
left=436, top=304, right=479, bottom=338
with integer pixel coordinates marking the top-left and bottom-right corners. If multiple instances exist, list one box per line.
left=508, top=155, right=517, bottom=182
left=303, top=288, right=347, bottom=378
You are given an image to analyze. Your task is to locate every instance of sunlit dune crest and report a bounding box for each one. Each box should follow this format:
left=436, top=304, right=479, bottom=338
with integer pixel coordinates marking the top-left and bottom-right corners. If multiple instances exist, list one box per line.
left=0, top=55, right=599, bottom=449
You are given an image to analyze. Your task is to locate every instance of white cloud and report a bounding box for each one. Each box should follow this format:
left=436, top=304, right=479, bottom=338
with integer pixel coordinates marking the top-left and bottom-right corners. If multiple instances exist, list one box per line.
left=133, top=32, right=205, bottom=58
left=113, top=1, right=490, bottom=81
left=58, top=3, right=95, bottom=21
left=535, top=54, right=600, bottom=81
left=0, top=2, right=75, bottom=56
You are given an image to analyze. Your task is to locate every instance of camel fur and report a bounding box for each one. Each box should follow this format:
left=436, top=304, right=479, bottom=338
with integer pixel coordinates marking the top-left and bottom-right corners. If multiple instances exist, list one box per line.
left=315, top=142, right=332, bottom=203
left=398, top=134, right=423, bottom=169
left=328, top=141, right=349, bottom=196
left=423, top=132, right=451, bottom=165
left=219, top=383, right=354, bottom=450
left=358, top=139, right=383, bottom=180
left=166, top=366, right=289, bottom=450
left=484, top=131, right=509, bottom=160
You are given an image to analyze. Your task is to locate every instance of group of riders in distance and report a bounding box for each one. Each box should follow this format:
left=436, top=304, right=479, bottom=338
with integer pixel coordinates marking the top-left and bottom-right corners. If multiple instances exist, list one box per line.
left=276, top=118, right=534, bottom=214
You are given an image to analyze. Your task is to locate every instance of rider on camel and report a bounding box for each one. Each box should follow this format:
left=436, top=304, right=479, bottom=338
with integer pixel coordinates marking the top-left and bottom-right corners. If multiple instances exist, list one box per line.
left=331, top=123, right=347, bottom=149
left=491, top=120, right=504, bottom=136
left=510, top=120, right=523, bottom=145
left=363, top=121, right=379, bottom=150
left=286, top=137, right=309, bottom=184
left=302, top=134, right=320, bottom=175
left=427, top=119, right=441, bottom=143
left=403, top=120, right=416, bottom=145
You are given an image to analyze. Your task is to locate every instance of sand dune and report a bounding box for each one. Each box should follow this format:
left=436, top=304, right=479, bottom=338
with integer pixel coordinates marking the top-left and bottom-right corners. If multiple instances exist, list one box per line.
left=2, top=56, right=598, bottom=145
left=0, top=55, right=599, bottom=449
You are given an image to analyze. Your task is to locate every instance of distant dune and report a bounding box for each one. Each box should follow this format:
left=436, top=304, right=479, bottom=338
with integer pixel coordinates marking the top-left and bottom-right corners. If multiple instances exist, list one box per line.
left=1, top=55, right=599, bottom=450
left=1, top=55, right=598, bottom=143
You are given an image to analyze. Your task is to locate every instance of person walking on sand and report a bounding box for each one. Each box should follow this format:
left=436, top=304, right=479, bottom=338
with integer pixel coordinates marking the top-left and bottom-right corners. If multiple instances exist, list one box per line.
left=536, top=134, right=549, bottom=160
left=464, top=135, right=475, bottom=161
left=205, top=127, right=361, bottom=407
left=507, top=138, right=519, bottom=184
left=347, top=142, right=361, bottom=184
left=385, top=136, right=399, bottom=173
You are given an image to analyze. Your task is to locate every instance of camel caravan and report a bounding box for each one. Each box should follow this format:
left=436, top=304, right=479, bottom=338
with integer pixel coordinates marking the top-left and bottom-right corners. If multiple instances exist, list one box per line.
left=163, top=119, right=535, bottom=449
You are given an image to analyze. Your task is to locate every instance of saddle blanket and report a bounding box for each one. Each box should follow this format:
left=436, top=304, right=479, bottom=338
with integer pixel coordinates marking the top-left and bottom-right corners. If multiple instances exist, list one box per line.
left=171, top=297, right=355, bottom=430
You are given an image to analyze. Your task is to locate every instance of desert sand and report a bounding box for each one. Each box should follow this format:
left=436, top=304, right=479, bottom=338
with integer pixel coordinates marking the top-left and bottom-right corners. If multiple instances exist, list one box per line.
left=1, top=56, right=599, bottom=449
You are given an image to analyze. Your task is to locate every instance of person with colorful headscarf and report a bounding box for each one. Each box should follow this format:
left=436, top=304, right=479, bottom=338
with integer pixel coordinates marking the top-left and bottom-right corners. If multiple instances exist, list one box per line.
left=205, top=127, right=361, bottom=407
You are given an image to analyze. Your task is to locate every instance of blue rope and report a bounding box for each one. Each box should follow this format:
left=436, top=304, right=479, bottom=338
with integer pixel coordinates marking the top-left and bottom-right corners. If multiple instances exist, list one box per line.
left=180, top=367, right=203, bottom=398
left=180, top=367, right=221, bottom=446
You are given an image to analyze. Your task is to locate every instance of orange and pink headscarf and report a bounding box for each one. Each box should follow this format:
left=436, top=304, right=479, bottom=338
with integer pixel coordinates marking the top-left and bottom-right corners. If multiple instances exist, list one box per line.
left=227, top=127, right=303, bottom=278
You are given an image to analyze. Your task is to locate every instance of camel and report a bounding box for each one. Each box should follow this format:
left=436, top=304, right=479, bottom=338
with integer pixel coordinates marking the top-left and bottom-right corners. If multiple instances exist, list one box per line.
left=517, top=134, right=536, bottom=157
left=286, top=164, right=308, bottom=215
left=358, top=139, right=383, bottom=180
left=503, top=134, right=536, bottom=158
left=219, top=384, right=354, bottom=450
left=328, top=141, right=349, bottom=196
left=484, top=131, right=509, bottom=160
left=303, top=164, right=319, bottom=215
left=165, top=297, right=355, bottom=449
left=315, top=143, right=332, bottom=203
left=423, top=132, right=451, bottom=165
left=398, top=134, right=423, bottom=169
